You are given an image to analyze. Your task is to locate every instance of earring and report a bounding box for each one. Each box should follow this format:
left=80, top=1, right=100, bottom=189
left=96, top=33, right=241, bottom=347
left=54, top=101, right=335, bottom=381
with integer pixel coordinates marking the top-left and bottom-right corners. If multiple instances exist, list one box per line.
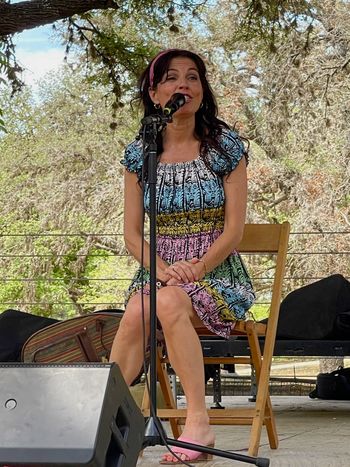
left=200, top=102, right=204, bottom=109
left=154, top=103, right=161, bottom=109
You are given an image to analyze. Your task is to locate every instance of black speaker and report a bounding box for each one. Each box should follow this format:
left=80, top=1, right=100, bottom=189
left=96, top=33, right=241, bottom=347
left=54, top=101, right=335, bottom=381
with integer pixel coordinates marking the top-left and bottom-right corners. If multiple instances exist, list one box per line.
left=0, top=363, right=145, bottom=466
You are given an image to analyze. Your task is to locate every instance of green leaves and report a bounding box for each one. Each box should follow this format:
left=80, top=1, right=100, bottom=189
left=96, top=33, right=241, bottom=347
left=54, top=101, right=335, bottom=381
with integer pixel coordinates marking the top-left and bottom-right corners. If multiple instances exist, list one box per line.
left=0, top=70, right=135, bottom=317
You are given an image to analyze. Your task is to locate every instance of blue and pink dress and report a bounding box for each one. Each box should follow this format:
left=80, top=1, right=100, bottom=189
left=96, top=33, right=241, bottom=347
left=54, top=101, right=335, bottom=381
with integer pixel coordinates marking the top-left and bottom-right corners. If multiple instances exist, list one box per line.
left=121, top=128, right=255, bottom=338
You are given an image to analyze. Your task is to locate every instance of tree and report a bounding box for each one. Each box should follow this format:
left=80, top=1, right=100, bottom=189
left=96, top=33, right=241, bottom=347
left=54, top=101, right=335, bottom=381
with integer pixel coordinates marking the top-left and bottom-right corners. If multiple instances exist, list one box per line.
left=0, top=0, right=121, bottom=110
left=0, top=0, right=205, bottom=122
left=0, top=0, right=319, bottom=101
left=1, top=0, right=349, bottom=319
left=205, top=0, right=350, bottom=293
left=0, top=69, right=139, bottom=317
left=0, top=0, right=119, bottom=36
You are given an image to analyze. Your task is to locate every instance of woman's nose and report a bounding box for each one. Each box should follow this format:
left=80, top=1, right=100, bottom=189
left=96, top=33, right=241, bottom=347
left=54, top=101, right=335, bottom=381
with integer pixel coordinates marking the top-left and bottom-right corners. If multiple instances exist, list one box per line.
left=178, top=78, right=189, bottom=89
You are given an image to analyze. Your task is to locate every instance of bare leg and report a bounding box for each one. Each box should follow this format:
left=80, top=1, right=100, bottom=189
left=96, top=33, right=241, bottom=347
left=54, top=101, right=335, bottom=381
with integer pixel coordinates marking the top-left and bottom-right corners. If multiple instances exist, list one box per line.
left=109, top=292, right=150, bottom=386
left=156, top=286, right=215, bottom=462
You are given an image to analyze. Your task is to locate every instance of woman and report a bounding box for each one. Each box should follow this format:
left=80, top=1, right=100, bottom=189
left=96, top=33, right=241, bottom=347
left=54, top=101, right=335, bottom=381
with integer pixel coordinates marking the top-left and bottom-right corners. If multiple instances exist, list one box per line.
left=109, top=49, right=255, bottom=464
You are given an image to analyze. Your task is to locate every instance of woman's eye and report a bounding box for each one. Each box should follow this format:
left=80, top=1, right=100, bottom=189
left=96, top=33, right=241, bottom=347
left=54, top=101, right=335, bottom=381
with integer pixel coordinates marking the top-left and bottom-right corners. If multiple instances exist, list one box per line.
left=163, top=74, right=199, bottom=81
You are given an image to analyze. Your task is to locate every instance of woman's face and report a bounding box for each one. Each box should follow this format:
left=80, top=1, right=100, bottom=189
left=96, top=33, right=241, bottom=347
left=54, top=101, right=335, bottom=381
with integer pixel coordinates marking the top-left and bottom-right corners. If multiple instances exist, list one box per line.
left=149, top=56, right=204, bottom=118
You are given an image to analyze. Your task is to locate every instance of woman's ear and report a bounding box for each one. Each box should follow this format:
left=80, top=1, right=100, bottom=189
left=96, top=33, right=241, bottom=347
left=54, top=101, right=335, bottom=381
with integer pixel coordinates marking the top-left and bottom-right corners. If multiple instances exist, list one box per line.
left=148, top=88, right=159, bottom=106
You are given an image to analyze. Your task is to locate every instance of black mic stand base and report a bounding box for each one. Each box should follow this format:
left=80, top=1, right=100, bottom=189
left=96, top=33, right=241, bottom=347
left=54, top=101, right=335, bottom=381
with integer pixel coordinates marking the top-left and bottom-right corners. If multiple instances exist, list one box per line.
left=143, top=416, right=167, bottom=447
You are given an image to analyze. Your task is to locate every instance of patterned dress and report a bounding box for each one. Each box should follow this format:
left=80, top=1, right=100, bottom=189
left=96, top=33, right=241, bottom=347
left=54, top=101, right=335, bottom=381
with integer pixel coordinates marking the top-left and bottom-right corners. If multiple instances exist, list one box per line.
left=121, top=128, right=255, bottom=338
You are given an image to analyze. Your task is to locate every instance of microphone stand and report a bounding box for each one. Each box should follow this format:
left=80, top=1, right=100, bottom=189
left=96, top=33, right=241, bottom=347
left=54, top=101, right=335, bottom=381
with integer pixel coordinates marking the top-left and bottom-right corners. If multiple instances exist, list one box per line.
left=140, top=113, right=270, bottom=467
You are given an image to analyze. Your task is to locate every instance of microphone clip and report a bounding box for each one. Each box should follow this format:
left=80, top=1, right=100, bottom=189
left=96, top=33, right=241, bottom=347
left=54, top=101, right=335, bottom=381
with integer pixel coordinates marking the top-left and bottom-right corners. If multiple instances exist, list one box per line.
left=141, top=93, right=186, bottom=127
left=141, top=113, right=173, bottom=127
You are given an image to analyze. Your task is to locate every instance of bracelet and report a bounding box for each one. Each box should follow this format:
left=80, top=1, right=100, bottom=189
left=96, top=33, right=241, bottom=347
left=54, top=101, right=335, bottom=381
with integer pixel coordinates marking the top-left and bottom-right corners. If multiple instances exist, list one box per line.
left=198, top=258, right=207, bottom=275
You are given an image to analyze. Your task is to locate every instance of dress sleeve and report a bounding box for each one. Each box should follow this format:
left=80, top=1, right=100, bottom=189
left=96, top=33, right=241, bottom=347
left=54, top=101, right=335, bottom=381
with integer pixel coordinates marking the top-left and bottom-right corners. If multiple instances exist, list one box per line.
left=120, top=139, right=143, bottom=175
left=209, top=128, right=246, bottom=175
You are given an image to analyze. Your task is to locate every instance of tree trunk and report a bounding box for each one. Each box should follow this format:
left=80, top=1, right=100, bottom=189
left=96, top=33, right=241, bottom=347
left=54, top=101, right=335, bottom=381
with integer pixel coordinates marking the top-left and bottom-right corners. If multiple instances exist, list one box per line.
left=0, top=0, right=119, bottom=36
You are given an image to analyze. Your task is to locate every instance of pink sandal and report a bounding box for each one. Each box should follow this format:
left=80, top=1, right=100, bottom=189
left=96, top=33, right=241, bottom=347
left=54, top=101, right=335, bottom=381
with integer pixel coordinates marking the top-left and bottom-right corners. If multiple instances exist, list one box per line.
left=159, top=436, right=214, bottom=464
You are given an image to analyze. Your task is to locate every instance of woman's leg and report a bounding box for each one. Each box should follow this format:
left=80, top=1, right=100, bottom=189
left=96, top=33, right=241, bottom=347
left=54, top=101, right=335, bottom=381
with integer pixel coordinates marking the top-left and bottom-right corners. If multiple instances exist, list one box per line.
left=156, top=286, right=215, bottom=460
left=109, top=292, right=150, bottom=385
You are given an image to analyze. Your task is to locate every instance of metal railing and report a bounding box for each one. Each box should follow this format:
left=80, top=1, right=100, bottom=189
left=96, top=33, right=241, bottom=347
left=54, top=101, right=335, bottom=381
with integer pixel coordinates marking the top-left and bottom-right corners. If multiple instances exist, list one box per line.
left=0, top=230, right=349, bottom=319
left=1, top=229, right=349, bottom=383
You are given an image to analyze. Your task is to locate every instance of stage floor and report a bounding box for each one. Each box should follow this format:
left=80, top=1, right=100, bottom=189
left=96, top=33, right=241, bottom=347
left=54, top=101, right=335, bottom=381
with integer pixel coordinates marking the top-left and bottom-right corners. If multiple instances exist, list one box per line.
left=137, top=396, right=350, bottom=466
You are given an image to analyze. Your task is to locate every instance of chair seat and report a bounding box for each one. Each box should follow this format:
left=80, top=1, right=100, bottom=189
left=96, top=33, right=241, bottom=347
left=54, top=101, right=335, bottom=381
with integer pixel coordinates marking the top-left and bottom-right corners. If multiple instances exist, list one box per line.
left=195, top=319, right=267, bottom=337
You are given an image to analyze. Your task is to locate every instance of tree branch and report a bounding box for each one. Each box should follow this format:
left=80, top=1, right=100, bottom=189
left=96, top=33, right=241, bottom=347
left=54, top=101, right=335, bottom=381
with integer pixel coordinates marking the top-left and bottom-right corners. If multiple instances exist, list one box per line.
left=0, top=0, right=120, bottom=36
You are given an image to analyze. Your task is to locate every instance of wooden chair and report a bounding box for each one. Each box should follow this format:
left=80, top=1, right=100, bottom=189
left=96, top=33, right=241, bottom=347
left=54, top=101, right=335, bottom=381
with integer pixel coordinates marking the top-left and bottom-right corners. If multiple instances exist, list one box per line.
left=141, top=222, right=290, bottom=456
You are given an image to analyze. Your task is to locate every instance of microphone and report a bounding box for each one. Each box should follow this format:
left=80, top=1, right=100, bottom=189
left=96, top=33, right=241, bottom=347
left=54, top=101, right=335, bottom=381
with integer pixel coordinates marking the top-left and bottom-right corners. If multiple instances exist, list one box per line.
left=163, top=93, right=187, bottom=117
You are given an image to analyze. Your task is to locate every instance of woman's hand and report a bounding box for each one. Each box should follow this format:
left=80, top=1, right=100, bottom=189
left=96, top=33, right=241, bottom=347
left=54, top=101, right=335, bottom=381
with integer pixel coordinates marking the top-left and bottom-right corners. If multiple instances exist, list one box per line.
left=156, top=270, right=172, bottom=286
left=164, top=258, right=206, bottom=285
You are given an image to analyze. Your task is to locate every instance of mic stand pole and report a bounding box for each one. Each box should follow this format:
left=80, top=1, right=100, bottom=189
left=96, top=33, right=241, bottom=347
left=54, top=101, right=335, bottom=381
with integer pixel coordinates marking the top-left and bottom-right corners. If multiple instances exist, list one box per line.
left=140, top=114, right=270, bottom=467
left=141, top=114, right=168, bottom=444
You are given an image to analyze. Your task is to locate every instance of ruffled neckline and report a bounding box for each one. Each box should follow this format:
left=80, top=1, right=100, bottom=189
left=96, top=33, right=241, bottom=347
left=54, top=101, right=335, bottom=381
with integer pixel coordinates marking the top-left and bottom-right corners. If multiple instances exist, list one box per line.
left=158, top=155, right=201, bottom=166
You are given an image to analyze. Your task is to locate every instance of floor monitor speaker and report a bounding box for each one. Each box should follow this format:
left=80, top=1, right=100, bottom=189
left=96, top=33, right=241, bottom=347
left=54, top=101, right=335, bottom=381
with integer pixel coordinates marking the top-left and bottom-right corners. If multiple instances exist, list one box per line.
left=0, top=363, right=145, bottom=466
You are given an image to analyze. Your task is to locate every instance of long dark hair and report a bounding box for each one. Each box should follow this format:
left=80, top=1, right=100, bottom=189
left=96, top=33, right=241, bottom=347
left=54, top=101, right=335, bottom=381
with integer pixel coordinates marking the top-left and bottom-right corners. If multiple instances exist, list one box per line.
left=137, top=49, right=245, bottom=180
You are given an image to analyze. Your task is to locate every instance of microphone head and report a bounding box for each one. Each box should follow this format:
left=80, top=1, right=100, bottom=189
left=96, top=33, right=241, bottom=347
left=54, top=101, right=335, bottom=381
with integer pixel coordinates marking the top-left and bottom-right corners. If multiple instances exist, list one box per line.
left=171, top=93, right=187, bottom=105
left=163, top=93, right=187, bottom=116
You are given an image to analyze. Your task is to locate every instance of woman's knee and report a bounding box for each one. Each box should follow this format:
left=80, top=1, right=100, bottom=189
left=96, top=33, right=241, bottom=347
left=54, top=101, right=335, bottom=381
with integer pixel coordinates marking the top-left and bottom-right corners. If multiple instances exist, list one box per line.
left=157, top=287, right=191, bottom=326
left=121, top=294, right=150, bottom=330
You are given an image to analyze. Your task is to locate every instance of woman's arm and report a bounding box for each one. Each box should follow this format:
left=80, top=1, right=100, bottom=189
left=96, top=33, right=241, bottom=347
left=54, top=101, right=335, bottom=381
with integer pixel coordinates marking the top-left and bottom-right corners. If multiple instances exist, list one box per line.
left=165, top=157, right=247, bottom=283
left=123, top=169, right=170, bottom=282
left=200, top=156, right=247, bottom=271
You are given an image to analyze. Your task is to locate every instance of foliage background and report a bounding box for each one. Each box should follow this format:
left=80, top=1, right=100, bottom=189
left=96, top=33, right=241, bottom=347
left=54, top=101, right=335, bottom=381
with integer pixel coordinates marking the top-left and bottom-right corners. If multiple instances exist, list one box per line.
left=0, top=0, right=349, bottom=319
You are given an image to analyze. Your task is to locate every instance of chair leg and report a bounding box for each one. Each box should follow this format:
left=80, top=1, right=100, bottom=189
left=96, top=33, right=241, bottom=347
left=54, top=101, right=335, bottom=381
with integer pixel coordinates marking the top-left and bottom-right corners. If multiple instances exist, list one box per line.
left=246, top=323, right=278, bottom=455
left=249, top=363, right=278, bottom=455
left=265, top=397, right=278, bottom=449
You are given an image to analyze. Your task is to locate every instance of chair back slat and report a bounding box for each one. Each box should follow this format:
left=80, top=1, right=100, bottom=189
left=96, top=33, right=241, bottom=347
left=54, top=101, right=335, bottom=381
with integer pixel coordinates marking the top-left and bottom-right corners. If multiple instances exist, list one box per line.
left=237, top=223, right=288, bottom=253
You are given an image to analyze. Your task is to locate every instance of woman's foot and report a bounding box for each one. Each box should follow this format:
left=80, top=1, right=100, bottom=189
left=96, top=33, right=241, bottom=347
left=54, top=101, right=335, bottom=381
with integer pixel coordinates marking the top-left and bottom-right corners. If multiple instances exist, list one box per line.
left=159, top=436, right=215, bottom=464
left=160, top=419, right=215, bottom=464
